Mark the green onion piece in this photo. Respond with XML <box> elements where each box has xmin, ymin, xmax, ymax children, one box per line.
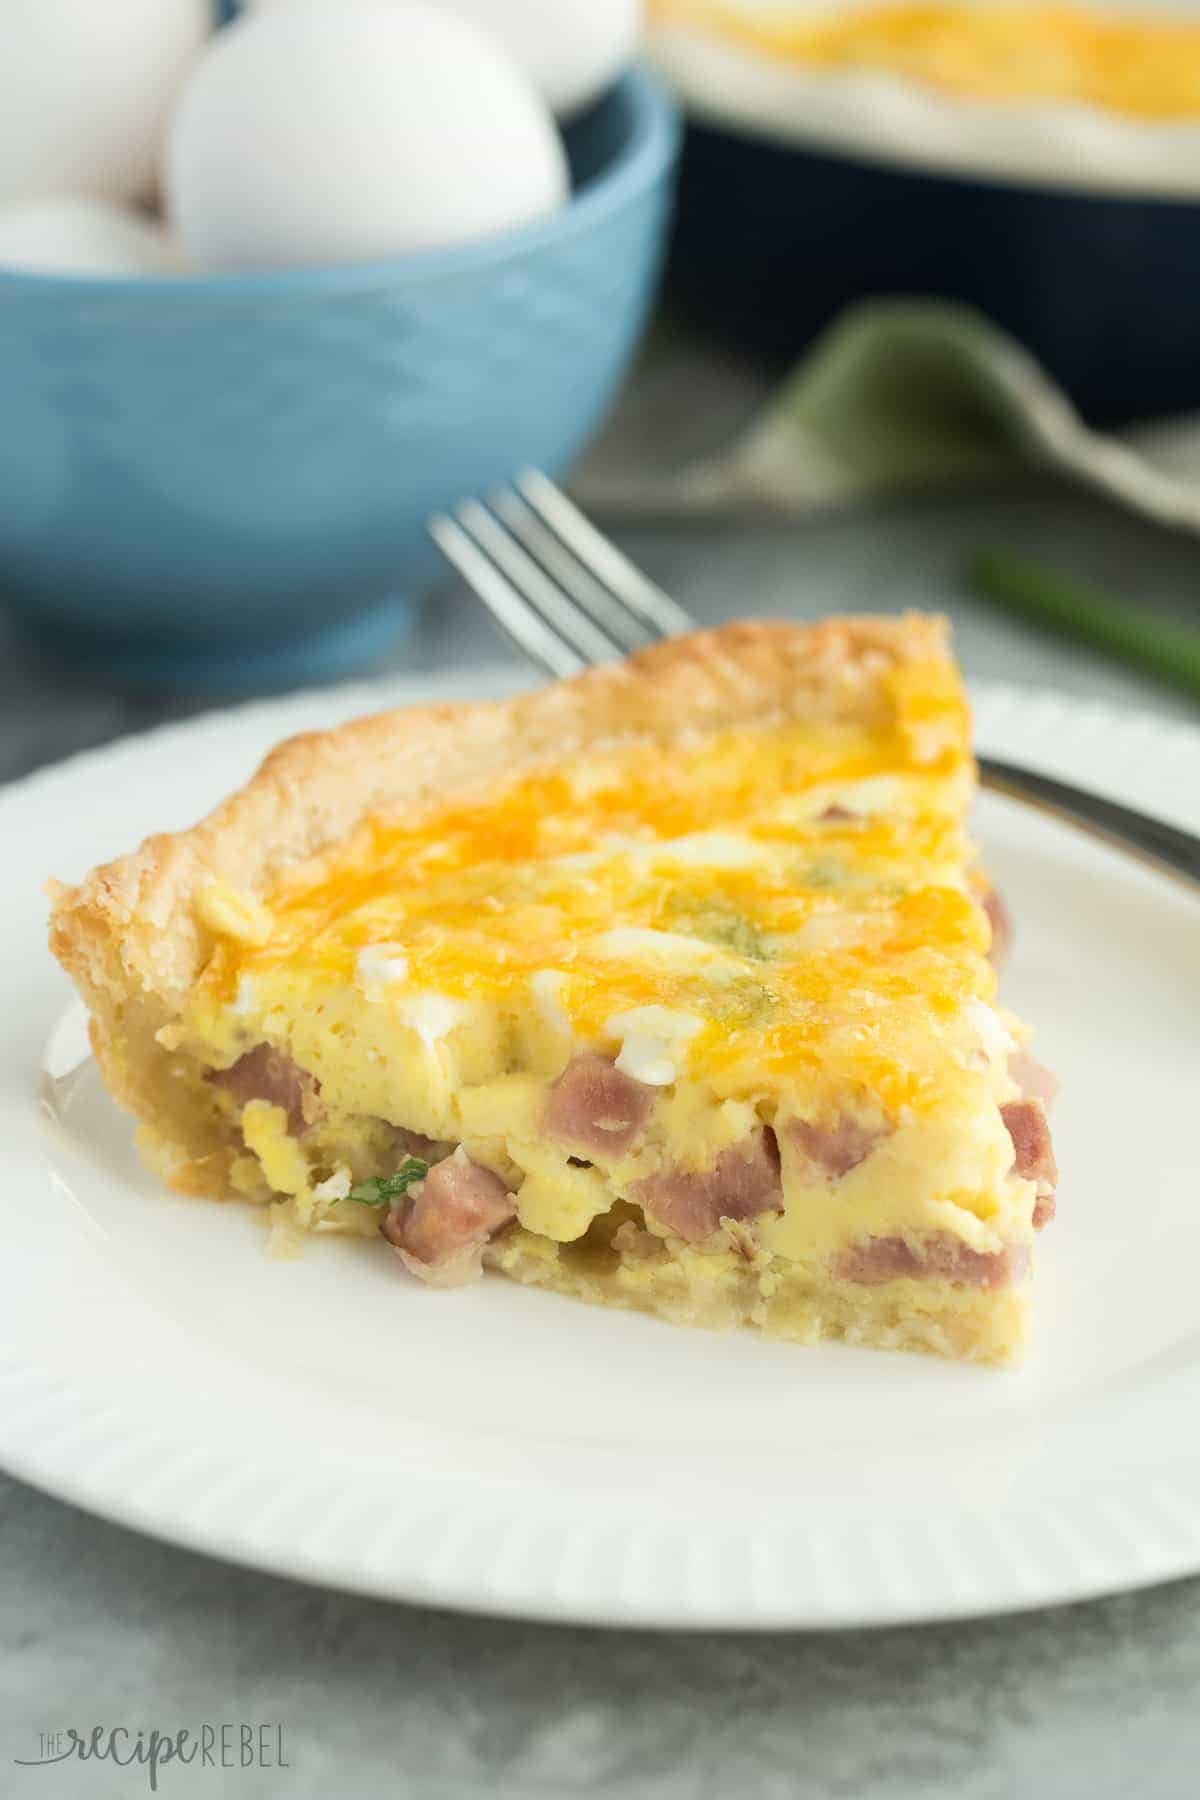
<box><xmin>346</xmin><ymin>1157</ymin><xmax>429</xmax><ymax>1207</ymax></box>
<box><xmin>970</xmin><ymin>548</ymin><xmax>1200</xmax><ymax>703</ymax></box>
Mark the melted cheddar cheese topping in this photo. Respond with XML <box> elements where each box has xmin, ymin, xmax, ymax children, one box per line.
<box><xmin>654</xmin><ymin>0</ymin><xmax>1200</xmax><ymax>120</ymax></box>
<box><xmin>191</xmin><ymin>656</ymin><xmax>992</xmax><ymax>1122</ymax></box>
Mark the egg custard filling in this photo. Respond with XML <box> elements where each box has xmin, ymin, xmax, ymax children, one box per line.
<box><xmin>49</xmin><ymin>618</ymin><xmax>1057</xmax><ymax>1364</ymax></box>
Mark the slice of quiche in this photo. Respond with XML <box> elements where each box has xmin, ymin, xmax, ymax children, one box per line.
<box><xmin>48</xmin><ymin>617</ymin><xmax>1057</xmax><ymax>1363</ymax></box>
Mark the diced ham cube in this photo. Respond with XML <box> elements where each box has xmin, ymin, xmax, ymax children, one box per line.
<box><xmin>790</xmin><ymin>1114</ymin><xmax>890</xmax><ymax>1178</ymax></box>
<box><xmin>383</xmin><ymin>1148</ymin><xmax>516</xmax><ymax>1287</ymax></box>
<box><xmin>1031</xmin><ymin>1192</ymin><xmax>1056</xmax><ymax>1231</ymax></box>
<box><xmin>1001</xmin><ymin>1099</ymin><xmax>1057</xmax><ymax>1188</ymax></box>
<box><xmin>633</xmin><ymin>1126</ymin><xmax>781</xmax><ymax>1243</ymax></box>
<box><xmin>209</xmin><ymin>1044</ymin><xmax>321</xmax><ymax>1136</ymax></box>
<box><xmin>834</xmin><ymin>1234</ymin><xmax>1030</xmax><ymax>1289</ymax></box>
<box><xmin>543</xmin><ymin>1053</ymin><xmax>654</xmax><ymax>1158</ymax></box>
<box><xmin>1001</xmin><ymin>1097</ymin><xmax>1058</xmax><ymax>1232</ymax></box>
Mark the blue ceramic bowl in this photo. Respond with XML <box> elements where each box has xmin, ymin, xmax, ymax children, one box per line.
<box><xmin>0</xmin><ymin>70</ymin><xmax>678</xmax><ymax>688</ymax></box>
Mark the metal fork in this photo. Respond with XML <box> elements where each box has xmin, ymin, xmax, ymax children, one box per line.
<box><xmin>430</xmin><ymin>470</ymin><xmax>1200</xmax><ymax>891</ymax></box>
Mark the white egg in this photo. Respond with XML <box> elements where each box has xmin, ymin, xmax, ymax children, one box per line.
<box><xmin>249</xmin><ymin>0</ymin><xmax>642</xmax><ymax>116</ymax></box>
<box><xmin>0</xmin><ymin>0</ymin><xmax>210</xmax><ymax>207</ymax></box>
<box><xmin>428</xmin><ymin>0</ymin><xmax>642</xmax><ymax>115</ymax></box>
<box><xmin>166</xmin><ymin>0</ymin><xmax>570</xmax><ymax>272</ymax></box>
<box><xmin>0</xmin><ymin>198</ymin><xmax>186</xmax><ymax>277</ymax></box>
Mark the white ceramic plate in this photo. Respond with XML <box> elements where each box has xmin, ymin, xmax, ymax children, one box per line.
<box><xmin>3</xmin><ymin>673</ymin><xmax>1200</xmax><ymax>1630</ymax></box>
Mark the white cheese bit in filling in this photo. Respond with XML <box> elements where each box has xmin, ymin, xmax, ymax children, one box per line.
<box><xmin>605</xmin><ymin>1004</ymin><xmax>704</xmax><ymax>1087</ymax></box>
<box><xmin>554</xmin><ymin>832</ymin><xmax>642</xmax><ymax>871</ymax></box>
<box><xmin>769</xmin><ymin>775</ymin><xmax>911</xmax><ymax>826</ymax></box>
<box><xmin>530</xmin><ymin>969</ymin><xmax>572</xmax><ymax>1037</ymax></box>
<box><xmin>787</xmin><ymin>912</ymin><xmax>866</xmax><ymax>954</ymax></box>
<box><xmin>592</xmin><ymin>927</ymin><xmax>725</xmax><ymax>968</ymax></box>
<box><xmin>398</xmin><ymin>991</ymin><xmax>472</xmax><ymax>1049</ymax></box>
<box><xmin>196</xmin><ymin>879</ymin><xmax>275</xmax><ymax>946</ymax></box>
<box><xmin>648</xmin><ymin>831</ymin><xmax>761</xmax><ymax>868</ymax></box>
<box><xmin>823</xmin><ymin>775</ymin><xmax>905</xmax><ymax>816</ymax></box>
<box><xmin>558</xmin><ymin>832</ymin><xmax>761</xmax><ymax>874</ymax></box>
<box><xmin>312</xmin><ymin>1167</ymin><xmax>352</xmax><ymax>1202</ymax></box>
<box><xmin>354</xmin><ymin>943</ymin><xmax>410</xmax><ymax>993</ymax></box>
<box><xmin>965</xmin><ymin>997</ymin><xmax>1017</xmax><ymax>1065</ymax></box>
<box><xmin>231</xmin><ymin>974</ymin><xmax>258</xmax><ymax>1015</ymax></box>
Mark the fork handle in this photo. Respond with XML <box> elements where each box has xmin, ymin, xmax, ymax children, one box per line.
<box><xmin>978</xmin><ymin>756</ymin><xmax>1200</xmax><ymax>890</ymax></box>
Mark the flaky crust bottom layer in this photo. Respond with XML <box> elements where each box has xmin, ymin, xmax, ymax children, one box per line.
<box><xmin>487</xmin><ymin>1227</ymin><xmax>1028</xmax><ymax>1365</ymax></box>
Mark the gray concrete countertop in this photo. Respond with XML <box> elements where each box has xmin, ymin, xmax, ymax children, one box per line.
<box><xmin>4</xmin><ymin>343</ymin><xmax>1200</xmax><ymax>1799</ymax></box>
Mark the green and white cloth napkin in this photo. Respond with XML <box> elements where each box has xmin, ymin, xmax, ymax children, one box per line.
<box><xmin>575</xmin><ymin>299</ymin><xmax>1200</xmax><ymax>701</ymax></box>
<box><xmin>577</xmin><ymin>298</ymin><xmax>1200</xmax><ymax>533</ymax></box>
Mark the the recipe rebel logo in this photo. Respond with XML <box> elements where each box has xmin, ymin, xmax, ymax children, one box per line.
<box><xmin>14</xmin><ymin>1723</ymin><xmax>290</xmax><ymax>1790</ymax></box>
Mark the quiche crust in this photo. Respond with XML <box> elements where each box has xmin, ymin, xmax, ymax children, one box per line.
<box><xmin>48</xmin><ymin>616</ymin><xmax>1054</xmax><ymax>1362</ymax></box>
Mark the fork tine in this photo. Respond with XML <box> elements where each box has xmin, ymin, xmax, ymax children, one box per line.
<box><xmin>455</xmin><ymin>499</ymin><xmax>625</xmax><ymax>667</ymax></box>
<box><xmin>429</xmin><ymin>513</ymin><xmax>585</xmax><ymax>680</ymax></box>
<box><xmin>516</xmin><ymin>469</ymin><xmax>695</xmax><ymax>639</ymax></box>
<box><xmin>489</xmin><ymin>487</ymin><xmax>651</xmax><ymax>654</ymax></box>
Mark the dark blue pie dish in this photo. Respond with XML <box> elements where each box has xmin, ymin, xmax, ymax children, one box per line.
<box><xmin>652</xmin><ymin>28</ymin><xmax>1200</xmax><ymax>426</ymax></box>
